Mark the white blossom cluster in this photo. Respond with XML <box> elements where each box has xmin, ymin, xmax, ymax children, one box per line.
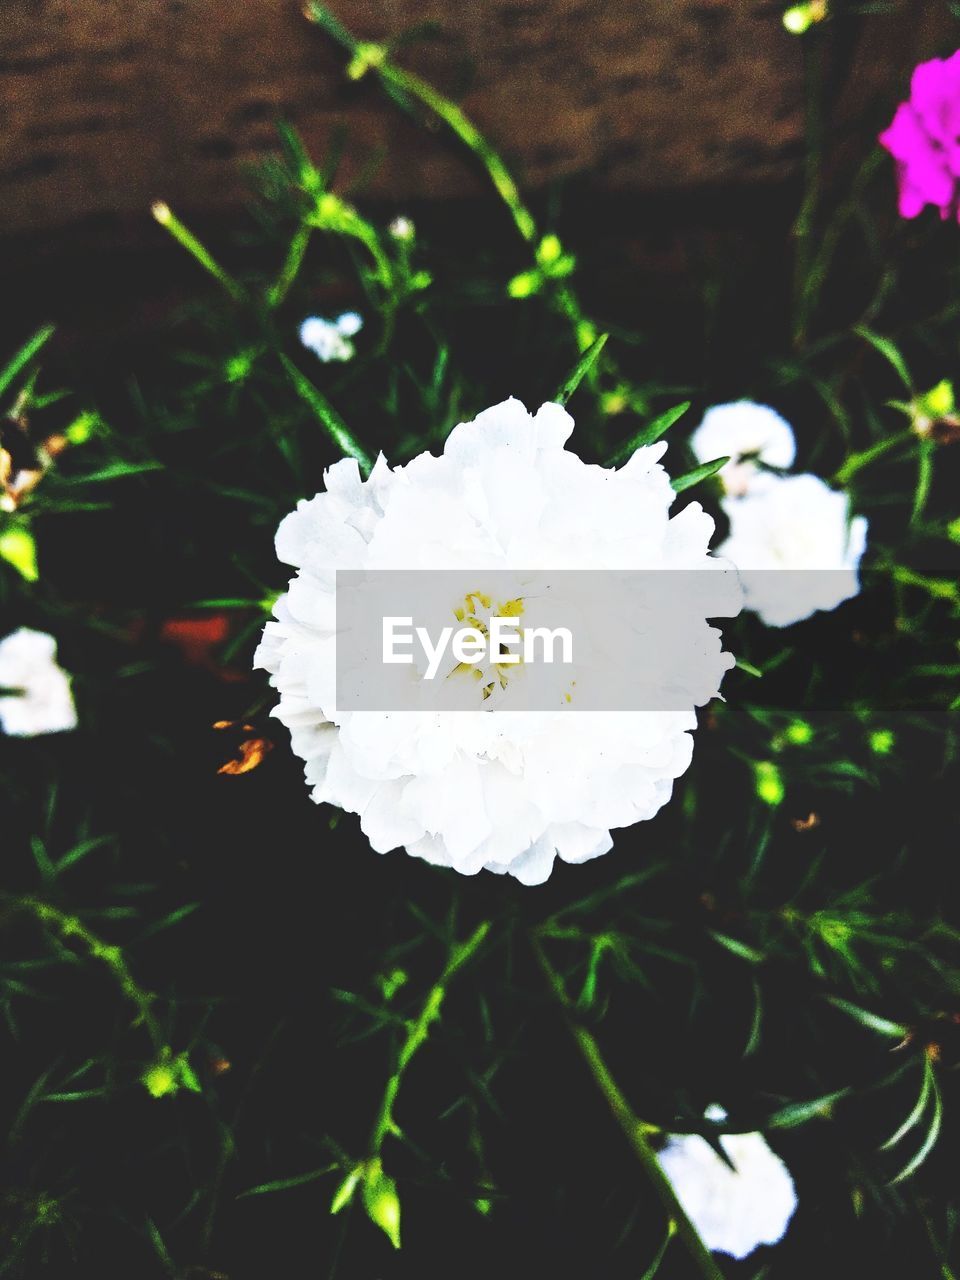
<box><xmin>299</xmin><ymin>312</ymin><xmax>363</xmax><ymax>363</ymax></box>
<box><xmin>691</xmin><ymin>401</ymin><xmax>868</xmax><ymax>627</ymax></box>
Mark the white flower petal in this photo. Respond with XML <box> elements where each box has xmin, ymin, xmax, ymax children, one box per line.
<box><xmin>300</xmin><ymin>316</ymin><xmax>357</xmax><ymax>362</ymax></box>
<box><xmin>691</xmin><ymin>402</ymin><xmax>796</xmax><ymax>495</ymax></box>
<box><xmin>257</xmin><ymin>398</ymin><xmax>736</xmax><ymax>883</ymax></box>
<box><xmin>719</xmin><ymin>473</ymin><xmax>868</xmax><ymax>627</ymax></box>
<box><xmin>335</xmin><ymin>311</ymin><xmax>363</xmax><ymax>337</ymax></box>
<box><xmin>691</xmin><ymin>401</ymin><xmax>796</xmax><ymax>470</ymax></box>
<box><xmin>0</xmin><ymin>628</ymin><xmax>78</xmax><ymax>737</ymax></box>
<box><xmin>660</xmin><ymin>1124</ymin><xmax>797</xmax><ymax>1259</ymax></box>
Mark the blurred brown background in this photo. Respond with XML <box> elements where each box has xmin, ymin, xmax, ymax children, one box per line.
<box><xmin>1</xmin><ymin>1</ymin><xmax>953</xmax><ymax>227</ymax></box>
<box><xmin>0</xmin><ymin>0</ymin><xmax>954</xmax><ymax>359</ymax></box>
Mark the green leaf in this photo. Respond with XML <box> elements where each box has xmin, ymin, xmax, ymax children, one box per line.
<box><xmin>890</xmin><ymin>1075</ymin><xmax>942</xmax><ymax>1184</ymax></box>
<box><xmin>911</xmin><ymin>438</ymin><xmax>934</xmax><ymax>525</ymax></box>
<box><xmin>279</xmin><ymin>354</ymin><xmax>373</xmax><ymax>471</ymax></box>
<box><xmin>555</xmin><ymin>332</ymin><xmax>609</xmax><ymax>405</ymax></box>
<box><xmin>544</xmin><ymin>863</ymin><xmax>667</xmax><ymax>922</ymax></box>
<box><xmin>824</xmin><ymin>996</ymin><xmax>908</xmax><ymax>1038</ymax></box>
<box><xmin>66</xmin><ymin>461</ymin><xmax>163</xmax><ymax>485</ymax></box>
<box><xmin>177</xmin><ymin>1054</ymin><xmax>201</xmax><ymax>1093</ymax></box>
<box><xmin>709</xmin><ymin>930</ymin><xmax>765</xmax><ymax>964</ymax></box>
<box><xmin>744</xmin><ymin>975</ymin><xmax>763</xmax><ymax>1057</ymax></box>
<box><xmin>609</xmin><ymin>402</ymin><xmax>691</xmax><ymax>462</ymax></box>
<box><xmin>767</xmin><ymin>1088</ymin><xmax>850</xmax><ymax>1129</ymax></box>
<box><xmin>187</xmin><ymin>597</ymin><xmax>267</xmax><ymax>610</ymax></box>
<box><xmin>881</xmin><ymin>1061</ymin><xmax>932</xmax><ymax>1150</ymax></box>
<box><xmin>855</xmin><ymin>325</ymin><xmax>913</xmax><ymax>392</ymax></box>
<box><xmin>275</xmin><ymin>119</ymin><xmax>318</xmax><ymax>188</ymax></box>
<box><xmin>145</xmin><ymin>1218</ymin><xmax>178</xmax><ymax>1277</ymax></box>
<box><xmin>640</xmin><ymin>1219</ymin><xmax>677</xmax><ymax>1280</ymax></box>
<box><xmin>54</xmin><ymin>836</ymin><xmax>114</xmax><ymax>876</ymax></box>
<box><xmin>136</xmin><ymin>903</ymin><xmax>200</xmax><ymax>941</ymax></box>
<box><xmin>9</xmin><ymin>1068</ymin><xmax>54</xmax><ymax>1142</ymax></box>
<box><xmin>41</xmin><ymin>1088</ymin><xmax>108</xmax><ymax>1102</ymax></box>
<box><xmin>0</xmin><ymin>326</ymin><xmax>56</xmax><ymax>400</ymax></box>
<box><xmin>670</xmin><ymin>456</ymin><xmax>729</xmax><ymax>493</ymax></box>
<box><xmin>30</xmin><ymin>837</ymin><xmax>56</xmax><ymax>882</ymax></box>
<box><xmin>330</xmin><ymin>1164</ymin><xmax>363</xmax><ymax>1214</ymax></box>
<box><xmin>735</xmin><ymin>658</ymin><xmax>763</xmax><ymax>678</ymax></box>
<box><xmin>238</xmin><ymin>1164</ymin><xmax>338</xmax><ymax>1199</ymax></box>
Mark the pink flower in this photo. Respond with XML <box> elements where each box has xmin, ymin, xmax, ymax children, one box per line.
<box><xmin>880</xmin><ymin>50</ymin><xmax>960</xmax><ymax>221</ymax></box>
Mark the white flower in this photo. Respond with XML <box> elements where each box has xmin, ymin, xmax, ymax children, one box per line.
<box><xmin>0</xmin><ymin>628</ymin><xmax>77</xmax><ymax>737</ymax></box>
<box><xmin>389</xmin><ymin>216</ymin><xmax>415</xmax><ymax>242</ymax></box>
<box><xmin>659</xmin><ymin>1113</ymin><xmax>798</xmax><ymax>1259</ymax></box>
<box><xmin>691</xmin><ymin>402</ymin><xmax>796</xmax><ymax>496</ymax></box>
<box><xmin>256</xmin><ymin>398</ymin><xmax>739</xmax><ymax>885</ymax></box>
<box><xmin>718</xmin><ymin>472</ymin><xmax>867</xmax><ymax>627</ymax></box>
<box><xmin>299</xmin><ymin>312</ymin><xmax>363</xmax><ymax>363</ymax></box>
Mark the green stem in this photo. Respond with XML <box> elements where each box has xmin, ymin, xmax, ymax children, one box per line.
<box><xmin>0</xmin><ymin>325</ymin><xmax>56</xmax><ymax>401</ymax></box>
<box><xmin>9</xmin><ymin>895</ymin><xmax>165</xmax><ymax>1052</ymax></box>
<box><xmin>306</xmin><ymin>8</ymin><xmax>534</xmax><ymax>247</ymax></box>
<box><xmin>373</xmin><ymin>63</ymin><xmax>536</xmax><ymax>246</ymax></box>
<box><xmin>306</xmin><ymin>190</ymin><xmax>395</xmax><ymax>293</ymax></box>
<box><xmin>797</xmin><ymin>149</ymin><xmax>885</xmax><ymax>342</ymax></box>
<box><xmin>793</xmin><ymin>31</ymin><xmax>824</xmax><ymax>347</ymax></box>
<box><xmin>889</xmin><ymin>564</ymin><xmax>960</xmax><ymax>605</ymax></box>
<box><xmin>306</xmin><ymin>6</ymin><xmax>595</xmax><ymax>353</ymax></box>
<box><xmin>532</xmin><ymin>933</ymin><xmax>725</xmax><ymax>1280</ymax></box>
<box><xmin>268</xmin><ymin>222</ymin><xmax>314</xmax><ymax>308</ymax></box>
<box><xmin>345</xmin><ymin>214</ymin><xmax>396</xmax><ymax>294</ymax></box>
<box><xmin>152</xmin><ymin>202</ymin><xmax>246</xmax><ymax>303</ymax></box>
<box><xmin>833</xmin><ymin>430</ymin><xmax>913</xmax><ymax>487</ymax></box>
<box><xmin>369</xmin><ymin>920</ymin><xmax>490</xmax><ymax>1155</ymax></box>
<box><xmin>279</xmin><ymin>353</ymin><xmax>373</xmax><ymax>471</ymax></box>
<box><xmin>303</xmin><ymin>189</ymin><xmax>398</xmax><ymax>351</ymax></box>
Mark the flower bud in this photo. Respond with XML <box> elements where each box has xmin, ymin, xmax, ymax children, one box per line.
<box><xmin>65</xmin><ymin>412</ymin><xmax>97</xmax><ymax>445</ymax></box>
<box><xmin>0</xmin><ymin>524</ymin><xmax>38</xmax><ymax>582</ymax></box>
<box><xmin>141</xmin><ymin>1051</ymin><xmax>202</xmax><ymax>1099</ymax></box>
<box><xmin>601</xmin><ymin>389</ymin><xmax>629</xmax><ymax>416</ymax></box>
<box><xmin>224</xmin><ymin>350</ymin><xmax>255</xmax><ymax>384</ymax></box>
<box><xmin>576</xmin><ymin>320</ymin><xmax>598</xmax><ymax>350</ymax></box>
<box><xmin>389</xmin><ymin>216</ymin><xmax>415</xmax><ymax>242</ymax></box>
<box><xmin>754</xmin><ymin>760</ymin><xmax>785</xmax><ymax>806</ymax></box>
<box><xmin>362</xmin><ymin>1159</ymin><xmax>401</xmax><ymax>1248</ymax></box>
<box><xmin>868</xmin><ymin>728</ymin><xmax>895</xmax><ymax>756</ymax></box>
<box><xmin>784</xmin><ymin>719</ymin><xmax>813</xmax><ymax>746</ymax></box>
<box><xmin>536</xmin><ymin>234</ymin><xmax>563</xmax><ymax>266</ymax></box>
<box><xmin>910</xmin><ymin>380</ymin><xmax>960</xmax><ymax>443</ymax></box>
<box><xmin>782</xmin><ymin>1</ymin><xmax>827</xmax><ymax>34</ymax></box>
<box><xmin>377</xmin><ymin>968</ymin><xmax>408</xmax><ymax>1001</ymax></box>
<box><xmin>919</xmin><ymin>379</ymin><xmax>955</xmax><ymax>420</ymax></box>
<box><xmin>142</xmin><ymin>1062</ymin><xmax>178</xmax><ymax>1099</ymax></box>
<box><xmin>507</xmin><ymin>270</ymin><xmax>540</xmax><ymax>299</ymax></box>
<box><xmin>348</xmin><ymin>42</ymin><xmax>386</xmax><ymax>80</ymax></box>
